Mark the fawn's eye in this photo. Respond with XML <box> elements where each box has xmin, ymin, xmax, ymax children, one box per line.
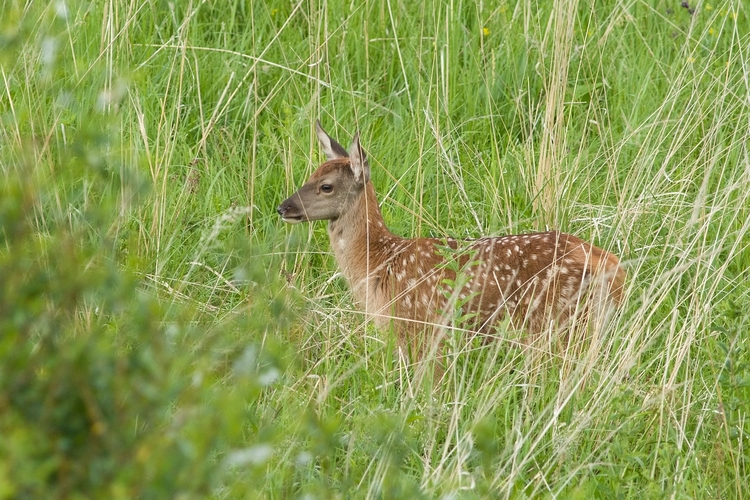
<box><xmin>320</xmin><ymin>184</ymin><xmax>333</xmax><ymax>193</ymax></box>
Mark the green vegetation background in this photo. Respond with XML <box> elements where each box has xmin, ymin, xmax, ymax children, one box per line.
<box><xmin>1</xmin><ymin>0</ymin><xmax>748</xmax><ymax>498</ymax></box>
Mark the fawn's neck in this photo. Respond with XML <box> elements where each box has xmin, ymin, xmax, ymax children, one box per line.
<box><xmin>327</xmin><ymin>182</ymin><xmax>399</xmax><ymax>287</ymax></box>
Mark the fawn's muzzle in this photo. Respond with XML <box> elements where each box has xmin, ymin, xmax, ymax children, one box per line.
<box><xmin>277</xmin><ymin>200</ymin><xmax>304</xmax><ymax>223</ymax></box>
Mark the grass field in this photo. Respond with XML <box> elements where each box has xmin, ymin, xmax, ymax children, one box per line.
<box><xmin>2</xmin><ymin>0</ymin><xmax>749</xmax><ymax>497</ymax></box>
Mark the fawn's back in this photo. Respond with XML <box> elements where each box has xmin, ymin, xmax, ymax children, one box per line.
<box><xmin>278</xmin><ymin>122</ymin><xmax>625</xmax><ymax>345</ymax></box>
<box><xmin>359</xmin><ymin>230</ymin><xmax>624</xmax><ymax>336</ymax></box>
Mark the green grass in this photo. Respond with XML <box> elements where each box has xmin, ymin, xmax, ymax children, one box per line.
<box><xmin>1</xmin><ymin>0</ymin><xmax>749</xmax><ymax>497</ymax></box>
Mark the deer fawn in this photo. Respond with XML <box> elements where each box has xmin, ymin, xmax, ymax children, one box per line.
<box><xmin>278</xmin><ymin>122</ymin><xmax>625</xmax><ymax>359</ymax></box>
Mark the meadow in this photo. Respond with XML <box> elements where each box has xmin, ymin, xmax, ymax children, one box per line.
<box><xmin>1</xmin><ymin>0</ymin><xmax>749</xmax><ymax>498</ymax></box>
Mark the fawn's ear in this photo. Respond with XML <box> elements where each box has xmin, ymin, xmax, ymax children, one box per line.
<box><xmin>349</xmin><ymin>132</ymin><xmax>370</xmax><ymax>184</ymax></box>
<box><xmin>316</xmin><ymin>120</ymin><xmax>349</xmax><ymax>160</ymax></box>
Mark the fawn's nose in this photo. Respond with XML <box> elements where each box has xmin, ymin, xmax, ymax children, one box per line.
<box><xmin>277</xmin><ymin>205</ymin><xmax>285</xmax><ymax>216</ymax></box>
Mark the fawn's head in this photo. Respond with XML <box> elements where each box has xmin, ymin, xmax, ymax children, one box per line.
<box><xmin>277</xmin><ymin>121</ymin><xmax>370</xmax><ymax>223</ymax></box>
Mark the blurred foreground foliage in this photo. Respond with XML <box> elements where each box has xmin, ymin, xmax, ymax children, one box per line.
<box><xmin>0</xmin><ymin>165</ymin><xmax>294</xmax><ymax>499</ymax></box>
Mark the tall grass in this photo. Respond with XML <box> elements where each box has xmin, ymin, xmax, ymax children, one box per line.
<box><xmin>1</xmin><ymin>0</ymin><xmax>748</xmax><ymax>497</ymax></box>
